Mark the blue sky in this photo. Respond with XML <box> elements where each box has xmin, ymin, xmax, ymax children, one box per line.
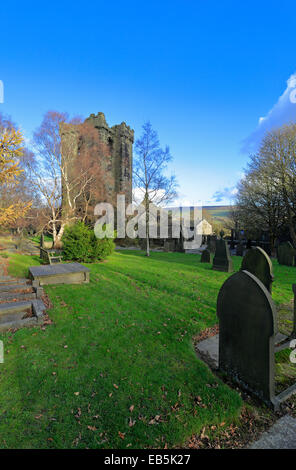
<box><xmin>1</xmin><ymin>0</ymin><xmax>296</xmax><ymax>206</ymax></box>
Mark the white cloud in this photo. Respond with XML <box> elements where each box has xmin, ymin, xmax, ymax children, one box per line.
<box><xmin>212</xmin><ymin>186</ymin><xmax>238</xmax><ymax>203</ymax></box>
<box><xmin>242</xmin><ymin>71</ymin><xmax>296</xmax><ymax>153</ymax></box>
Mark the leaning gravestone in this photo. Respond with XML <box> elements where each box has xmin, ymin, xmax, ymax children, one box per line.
<box><xmin>277</xmin><ymin>242</ymin><xmax>295</xmax><ymax>267</ymax></box>
<box><xmin>217</xmin><ymin>270</ymin><xmax>279</xmax><ymax>408</ymax></box>
<box><xmin>241</xmin><ymin>246</ymin><xmax>273</xmax><ymax>293</ymax></box>
<box><xmin>201</xmin><ymin>249</ymin><xmax>210</xmax><ymax>263</ymax></box>
<box><xmin>212</xmin><ymin>239</ymin><xmax>233</xmax><ymax>272</ymax></box>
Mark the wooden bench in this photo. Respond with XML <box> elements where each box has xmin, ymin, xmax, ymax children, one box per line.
<box><xmin>40</xmin><ymin>247</ymin><xmax>63</xmax><ymax>265</ymax></box>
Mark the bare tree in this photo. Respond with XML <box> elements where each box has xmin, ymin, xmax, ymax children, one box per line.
<box><xmin>235</xmin><ymin>155</ymin><xmax>285</xmax><ymax>252</ymax></box>
<box><xmin>257</xmin><ymin>124</ymin><xmax>296</xmax><ymax>246</ymax></box>
<box><xmin>26</xmin><ymin>111</ymin><xmax>111</xmax><ymax>247</ymax></box>
<box><xmin>133</xmin><ymin>122</ymin><xmax>178</xmax><ymax>256</ymax></box>
<box><xmin>234</xmin><ymin>125</ymin><xmax>296</xmax><ymax>251</ymax></box>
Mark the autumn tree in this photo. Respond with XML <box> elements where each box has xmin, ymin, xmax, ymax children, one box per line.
<box><xmin>133</xmin><ymin>122</ymin><xmax>178</xmax><ymax>256</ymax></box>
<box><xmin>0</xmin><ymin>114</ymin><xmax>31</xmax><ymax>226</ymax></box>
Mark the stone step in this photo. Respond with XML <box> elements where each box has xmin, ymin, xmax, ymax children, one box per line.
<box><xmin>0</xmin><ymin>316</ymin><xmax>38</xmax><ymax>332</ymax></box>
<box><xmin>0</xmin><ymin>298</ymin><xmax>46</xmax><ymax>329</ymax></box>
<box><xmin>0</xmin><ymin>283</ymin><xmax>32</xmax><ymax>293</ymax></box>
<box><xmin>0</xmin><ymin>309</ymin><xmax>32</xmax><ymax>324</ymax></box>
<box><xmin>0</xmin><ymin>277</ymin><xmax>29</xmax><ymax>285</ymax></box>
<box><xmin>0</xmin><ymin>291</ymin><xmax>36</xmax><ymax>302</ymax></box>
<box><xmin>0</xmin><ymin>300</ymin><xmax>32</xmax><ymax>318</ymax></box>
<box><xmin>0</xmin><ymin>270</ymin><xmax>46</xmax><ymax>331</ymax></box>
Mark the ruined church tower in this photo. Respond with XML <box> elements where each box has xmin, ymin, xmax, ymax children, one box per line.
<box><xmin>84</xmin><ymin>112</ymin><xmax>134</xmax><ymax>204</ymax></box>
<box><xmin>60</xmin><ymin>112</ymin><xmax>134</xmax><ymax>222</ymax></box>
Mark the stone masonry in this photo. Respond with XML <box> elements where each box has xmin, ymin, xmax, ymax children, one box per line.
<box><xmin>60</xmin><ymin>112</ymin><xmax>134</xmax><ymax>220</ymax></box>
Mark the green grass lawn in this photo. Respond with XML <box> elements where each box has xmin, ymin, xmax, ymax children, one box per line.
<box><xmin>0</xmin><ymin>251</ymin><xmax>295</xmax><ymax>449</ymax></box>
<box><xmin>29</xmin><ymin>234</ymin><xmax>53</xmax><ymax>246</ymax></box>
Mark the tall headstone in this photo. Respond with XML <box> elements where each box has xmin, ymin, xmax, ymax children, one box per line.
<box><xmin>240</xmin><ymin>246</ymin><xmax>273</xmax><ymax>292</ymax></box>
<box><xmin>236</xmin><ymin>242</ymin><xmax>244</xmax><ymax>256</ymax></box>
<box><xmin>292</xmin><ymin>284</ymin><xmax>296</xmax><ymax>338</ymax></box>
<box><xmin>217</xmin><ymin>270</ymin><xmax>279</xmax><ymax>408</ymax></box>
<box><xmin>212</xmin><ymin>239</ymin><xmax>233</xmax><ymax>272</ymax></box>
<box><xmin>201</xmin><ymin>249</ymin><xmax>210</xmax><ymax>263</ymax></box>
<box><xmin>208</xmin><ymin>235</ymin><xmax>216</xmax><ymax>254</ymax></box>
<box><xmin>277</xmin><ymin>242</ymin><xmax>295</xmax><ymax>267</ymax></box>
<box><xmin>40</xmin><ymin>232</ymin><xmax>45</xmax><ymax>248</ymax></box>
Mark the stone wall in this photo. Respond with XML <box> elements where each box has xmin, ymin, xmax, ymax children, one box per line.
<box><xmin>84</xmin><ymin>112</ymin><xmax>134</xmax><ymax>204</ymax></box>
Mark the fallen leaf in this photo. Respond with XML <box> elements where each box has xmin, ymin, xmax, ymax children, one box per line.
<box><xmin>87</xmin><ymin>425</ymin><xmax>97</xmax><ymax>431</ymax></box>
<box><xmin>129</xmin><ymin>417</ymin><xmax>136</xmax><ymax>427</ymax></box>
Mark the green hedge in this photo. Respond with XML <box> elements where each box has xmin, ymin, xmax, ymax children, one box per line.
<box><xmin>62</xmin><ymin>222</ymin><xmax>115</xmax><ymax>262</ymax></box>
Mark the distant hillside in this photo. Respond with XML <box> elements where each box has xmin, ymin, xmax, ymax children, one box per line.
<box><xmin>202</xmin><ymin>205</ymin><xmax>232</xmax><ymax>220</ymax></box>
<box><xmin>166</xmin><ymin>205</ymin><xmax>233</xmax><ymax>231</ymax></box>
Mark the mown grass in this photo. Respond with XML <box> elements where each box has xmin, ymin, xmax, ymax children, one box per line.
<box><xmin>29</xmin><ymin>234</ymin><xmax>53</xmax><ymax>245</ymax></box>
<box><xmin>2</xmin><ymin>252</ymin><xmax>42</xmax><ymax>278</ymax></box>
<box><xmin>0</xmin><ymin>250</ymin><xmax>295</xmax><ymax>449</ymax></box>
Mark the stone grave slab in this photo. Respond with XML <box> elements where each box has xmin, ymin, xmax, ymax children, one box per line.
<box><xmin>249</xmin><ymin>415</ymin><xmax>296</xmax><ymax>449</ymax></box>
<box><xmin>29</xmin><ymin>263</ymin><xmax>90</xmax><ymax>286</ymax></box>
<box><xmin>196</xmin><ymin>334</ymin><xmax>219</xmax><ymax>369</ymax></box>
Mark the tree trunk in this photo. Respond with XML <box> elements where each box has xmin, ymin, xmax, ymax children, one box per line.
<box><xmin>55</xmin><ymin>222</ymin><xmax>66</xmax><ymax>248</ymax></box>
<box><xmin>52</xmin><ymin>223</ymin><xmax>57</xmax><ymax>247</ymax></box>
<box><xmin>287</xmin><ymin>208</ymin><xmax>296</xmax><ymax>248</ymax></box>
<box><xmin>269</xmin><ymin>231</ymin><xmax>275</xmax><ymax>257</ymax></box>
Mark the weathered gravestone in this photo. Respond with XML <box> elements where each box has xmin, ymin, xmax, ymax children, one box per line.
<box><xmin>277</xmin><ymin>242</ymin><xmax>295</xmax><ymax>267</ymax></box>
<box><xmin>217</xmin><ymin>270</ymin><xmax>280</xmax><ymax>409</ymax></box>
<box><xmin>241</xmin><ymin>246</ymin><xmax>273</xmax><ymax>293</ymax></box>
<box><xmin>246</xmin><ymin>239</ymin><xmax>252</xmax><ymax>250</ymax></box>
<box><xmin>201</xmin><ymin>249</ymin><xmax>210</xmax><ymax>263</ymax></box>
<box><xmin>208</xmin><ymin>235</ymin><xmax>217</xmax><ymax>254</ymax></box>
<box><xmin>236</xmin><ymin>242</ymin><xmax>244</xmax><ymax>256</ymax></box>
<box><xmin>291</xmin><ymin>284</ymin><xmax>296</xmax><ymax>338</ymax></box>
<box><xmin>212</xmin><ymin>239</ymin><xmax>233</xmax><ymax>272</ymax></box>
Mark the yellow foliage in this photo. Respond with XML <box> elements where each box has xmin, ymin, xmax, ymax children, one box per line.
<box><xmin>0</xmin><ymin>128</ymin><xmax>31</xmax><ymax>226</ymax></box>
